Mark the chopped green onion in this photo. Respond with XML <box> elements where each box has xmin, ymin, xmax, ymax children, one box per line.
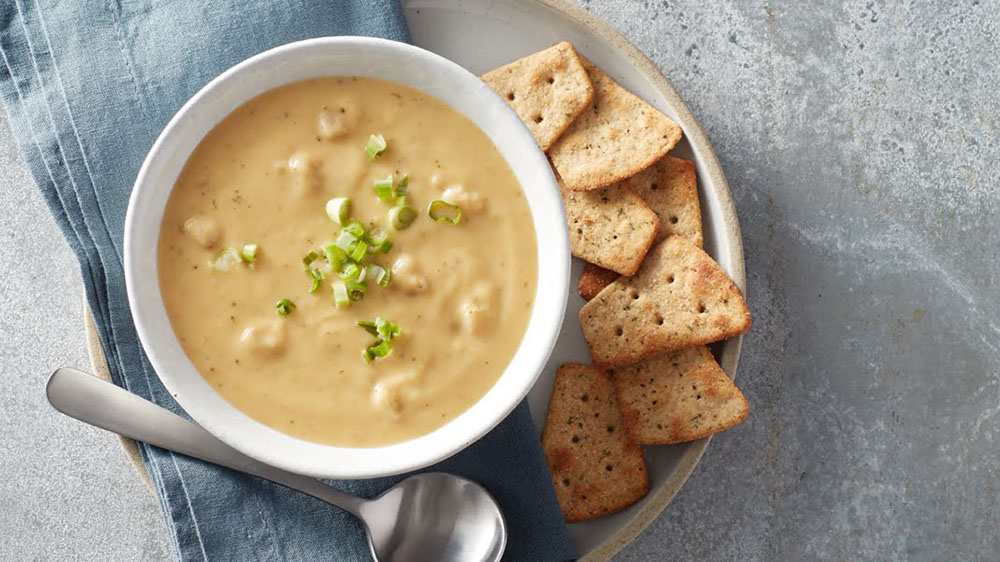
<box><xmin>376</xmin><ymin>318</ymin><xmax>401</xmax><ymax>341</ymax></box>
<box><xmin>396</xmin><ymin>174</ymin><xmax>409</xmax><ymax>197</ymax></box>
<box><xmin>302</xmin><ymin>250</ymin><xmax>319</xmax><ymax>268</ymax></box>
<box><xmin>211</xmin><ymin>248</ymin><xmax>242</xmax><ymax>271</ymax></box>
<box><xmin>374</xmin><ymin>176</ymin><xmax>394</xmax><ymax>201</ymax></box>
<box><xmin>334</xmin><ymin>231</ymin><xmax>357</xmax><ymax>253</ymax></box>
<box><xmin>344</xmin><ymin>220</ymin><xmax>366</xmax><ymax>238</ymax></box>
<box><xmin>332</xmin><ymin>280</ymin><xmax>349</xmax><ymax>308</ymax></box>
<box><xmin>323</xmin><ymin>243</ymin><xmax>345</xmax><ymax>271</ymax></box>
<box><xmin>349</xmin><ymin>239</ymin><xmax>368</xmax><ymax>262</ymax></box>
<box><xmin>356</xmin><ymin>318</ymin><xmax>401</xmax><ymax>363</ymax></box>
<box><xmin>364</xmin><ymin>228</ymin><xmax>392</xmax><ymax>253</ymax></box>
<box><xmin>346</xmin><ymin>281</ymin><xmax>367</xmax><ymax>302</ymax></box>
<box><xmin>275</xmin><ymin>298</ymin><xmax>295</xmax><ymax>316</ymax></box>
<box><xmin>428</xmin><ymin>200</ymin><xmax>462</xmax><ymax>225</ymax></box>
<box><xmin>367</xmin><ymin>339</ymin><xmax>392</xmax><ymax>358</ymax></box>
<box><xmin>365</xmin><ymin>134</ymin><xmax>387</xmax><ymax>160</ymax></box>
<box><xmin>356</xmin><ymin>320</ymin><xmax>379</xmax><ymax>337</ymax></box>
<box><xmin>338</xmin><ymin>262</ymin><xmax>361</xmax><ymax>281</ymax></box>
<box><xmin>366</xmin><ymin>264</ymin><xmax>392</xmax><ymax>288</ymax></box>
<box><xmin>357</xmin><ymin>317</ymin><xmax>401</xmax><ymax>341</ymax></box>
<box><xmin>325</xmin><ymin>197</ymin><xmax>351</xmax><ymax>225</ymax></box>
<box><xmin>239</xmin><ymin>243</ymin><xmax>258</xmax><ymax>265</ymax></box>
<box><xmin>306</xmin><ymin>267</ymin><xmax>324</xmax><ymax>293</ymax></box>
<box><xmin>389</xmin><ymin>204</ymin><xmax>417</xmax><ymax>230</ymax></box>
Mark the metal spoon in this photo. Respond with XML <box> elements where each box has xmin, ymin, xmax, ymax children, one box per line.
<box><xmin>46</xmin><ymin>367</ymin><xmax>507</xmax><ymax>562</ymax></box>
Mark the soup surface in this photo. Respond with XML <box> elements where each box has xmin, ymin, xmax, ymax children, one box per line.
<box><xmin>158</xmin><ymin>77</ymin><xmax>537</xmax><ymax>447</ymax></box>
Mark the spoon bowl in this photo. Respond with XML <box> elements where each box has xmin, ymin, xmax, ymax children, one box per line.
<box><xmin>363</xmin><ymin>473</ymin><xmax>506</xmax><ymax>562</ymax></box>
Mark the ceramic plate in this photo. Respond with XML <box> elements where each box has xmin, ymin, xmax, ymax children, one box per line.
<box><xmin>86</xmin><ymin>0</ymin><xmax>745</xmax><ymax>559</ymax></box>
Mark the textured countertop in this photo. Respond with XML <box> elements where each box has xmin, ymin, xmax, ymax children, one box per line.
<box><xmin>3</xmin><ymin>1</ymin><xmax>998</xmax><ymax>560</ymax></box>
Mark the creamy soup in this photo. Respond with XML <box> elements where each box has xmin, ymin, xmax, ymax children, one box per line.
<box><xmin>158</xmin><ymin>77</ymin><xmax>537</xmax><ymax>447</ymax></box>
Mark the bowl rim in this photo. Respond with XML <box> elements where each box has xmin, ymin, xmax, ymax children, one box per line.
<box><xmin>123</xmin><ymin>36</ymin><xmax>570</xmax><ymax>479</ymax></box>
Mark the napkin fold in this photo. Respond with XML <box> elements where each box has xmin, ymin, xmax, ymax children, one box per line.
<box><xmin>0</xmin><ymin>1</ymin><xmax>574</xmax><ymax>560</ymax></box>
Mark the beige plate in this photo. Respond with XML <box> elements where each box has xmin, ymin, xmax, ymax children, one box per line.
<box><xmin>85</xmin><ymin>0</ymin><xmax>745</xmax><ymax>559</ymax></box>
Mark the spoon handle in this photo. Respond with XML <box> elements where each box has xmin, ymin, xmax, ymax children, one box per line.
<box><xmin>45</xmin><ymin>367</ymin><xmax>364</xmax><ymax>517</ymax></box>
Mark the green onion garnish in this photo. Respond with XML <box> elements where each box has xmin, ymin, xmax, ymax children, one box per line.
<box><xmin>357</xmin><ymin>317</ymin><xmax>400</xmax><ymax>341</ymax></box>
<box><xmin>356</xmin><ymin>318</ymin><xmax>401</xmax><ymax>363</ymax></box>
<box><xmin>325</xmin><ymin>197</ymin><xmax>351</xmax><ymax>225</ymax></box>
<box><xmin>364</xmin><ymin>228</ymin><xmax>392</xmax><ymax>254</ymax></box>
<box><xmin>365</xmin><ymin>134</ymin><xmax>387</xmax><ymax>160</ymax></box>
<box><xmin>275</xmin><ymin>298</ymin><xmax>295</xmax><ymax>316</ymax></box>
<box><xmin>346</xmin><ymin>281</ymin><xmax>367</xmax><ymax>302</ymax></box>
<box><xmin>334</xmin><ymin>231</ymin><xmax>357</xmax><ymax>253</ymax></box>
<box><xmin>344</xmin><ymin>220</ymin><xmax>366</xmax><ymax>239</ymax></box>
<box><xmin>356</xmin><ymin>320</ymin><xmax>379</xmax><ymax>336</ymax></box>
<box><xmin>428</xmin><ymin>200</ymin><xmax>462</xmax><ymax>225</ymax></box>
<box><xmin>365</xmin><ymin>339</ymin><xmax>392</xmax><ymax>361</ymax></box>
<box><xmin>338</xmin><ymin>262</ymin><xmax>361</xmax><ymax>281</ymax></box>
<box><xmin>396</xmin><ymin>174</ymin><xmax>409</xmax><ymax>197</ymax></box>
<box><xmin>374</xmin><ymin>176</ymin><xmax>394</xmax><ymax>201</ymax></box>
<box><xmin>323</xmin><ymin>243</ymin><xmax>345</xmax><ymax>271</ymax></box>
<box><xmin>365</xmin><ymin>264</ymin><xmax>392</xmax><ymax>288</ymax></box>
<box><xmin>332</xmin><ymin>280</ymin><xmax>349</xmax><ymax>308</ymax></box>
<box><xmin>211</xmin><ymin>248</ymin><xmax>242</xmax><ymax>271</ymax></box>
<box><xmin>389</xmin><ymin>204</ymin><xmax>417</xmax><ymax>230</ymax></box>
<box><xmin>239</xmin><ymin>243</ymin><xmax>258</xmax><ymax>265</ymax></box>
<box><xmin>349</xmin><ymin>239</ymin><xmax>368</xmax><ymax>262</ymax></box>
<box><xmin>306</xmin><ymin>267</ymin><xmax>324</xmax><ymax>293</ymax></box>
<box><xmin>377</xmin><ymin>319</ymin><xmax>401</xmax><ymax>341</ymax></box>
<box><xmin>302</xmin><ymin>250</ymin><xmax>319</xmax><ymax>268</ymax></box>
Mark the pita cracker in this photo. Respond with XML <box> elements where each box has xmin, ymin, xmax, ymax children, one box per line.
<box><xmin>481</xmin><ymin>42</ymin><xmax>594</xmax><ymax>151</ymax></box>
<box><xmin>628</xmin><ymin>155</ymin><xmax>703</xmax><ymax>247</ymax></box>
<box><xmin>562</xmin><ymin>180</ymin><xmax>659</xmax><ymax>276</ymax></box>
<box><xmin>542</xmin><ymin>363</ymin><xmax>649</xmax><ymax>522</ymax></box>
<box><xmin>612</xmin><ymin>346</ymin><xmax>748</xmax><ymax>444</ymax></box>
<box><xmin>549</xmin><ymin>60</ymin><xmax>682</xmax><ymax>190</ymax></box>
<box><xmin>579</xmin><ymin>235</ymin><xmax>751</xmax><ymax>368</ymax></box>
<box><xmin>578</xmin><ymin>263</ymin><xmax>619</xmax><ymax>300</ymax></box>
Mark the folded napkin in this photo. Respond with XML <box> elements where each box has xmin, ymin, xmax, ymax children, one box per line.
<box><xmin>0</xmin><ymin>1</ymin><xmax>574</xmax><ymax>560</ymax></box>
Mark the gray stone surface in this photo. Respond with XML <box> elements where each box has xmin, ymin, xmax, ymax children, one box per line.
<box><xmin>2</xmin><ymin>1</ymin><xmax>998</xmax><ymax>560</ymax></box>
<box><xmin>0</xmin><ymin>114</ymin><xmax>171</xmax><ymax>560</ymax></box>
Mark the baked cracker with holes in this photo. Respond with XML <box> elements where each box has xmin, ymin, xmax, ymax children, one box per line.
<box><xmin>481</xmin><ymin>42</ymin><xmax>594</xmax><ymax>152</ymax></box>
<box><xmin>549</xmin><ymin>59</ymin><xmax>683</xmax><ymax>190</ymax></box>
<box><xmin>627</xmin><ymin>155</ymin><xmax>703</xmax><ymax>247</ymax></box>
<box><xmin>561</xmin><ymin>179</ymin><xmax>659</xmax><ymax>276</ymax></box>
<box><xmin>579</xmin><ymin>235</ymin><xmax>751</xmax><ymax>369</ymax></box>
<box><xmin>611</xmin><ymin>346</ymin><xmax>748</xmax><ymax>444</ymax></box>
<box><xmin>578</xmin><ymin>262</ymin><xmax>620</xmax><ymax>300</ymax></box>
<box><xmin>576</xmin><ymin>155</ymin><xmax>704</xmax><ymax>300</ymax></box>
<box><xmin>542</xmin><ymin>363</ymin><xmax>650</xmax><ymax>522</ymax></box>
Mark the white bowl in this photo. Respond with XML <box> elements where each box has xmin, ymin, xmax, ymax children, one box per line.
<box><xmin>124</xmin><ymin>37</ymin><xmax>569</xmax><ymax>479</ymax></box>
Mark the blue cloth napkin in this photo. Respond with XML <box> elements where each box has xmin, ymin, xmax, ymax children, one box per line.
<box><xmin>0</xmin><ymin>1</ymin><xmax>575</xmax><ymax>560</ymax></box>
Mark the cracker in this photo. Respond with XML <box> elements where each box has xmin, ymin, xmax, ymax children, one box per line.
<box><xmin>542</xmin><ymin>363</ymin><xmax>649</xmax><ymax>522</ymax></box>
<box><xmin>611</xmin><ymin>346</ymin><xmax>748</xmax><ymax>444</ymax></box>
<box><xmin>481</xmin><ymin>42</ymin><xmax>594</xmax><ymax>152</ymax></box>
<box><xmin>579</xmin><ymin>235</ymin><xmax>751</xmax><ymax>368</ymax></box>
<box><xmin>578</xmin><ymin>263</ymin><xmax>619</xmax><ymax>300</ymax></box>
<box><xmin>628</xmin><ymin>155</ymin><xmax>703</xmax><ymax>247</ymax></box>
<box><xmin>562</xmin><ymin>179</ymin><xmax>659</xmax><ymax>276</ymax></box>
<box><xmin>549</xmin><ymin>59</ymin><xmax>683</xmax><ymax>190</ymax></box>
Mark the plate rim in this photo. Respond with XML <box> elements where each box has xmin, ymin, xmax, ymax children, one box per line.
<box><xmin>516</xmin><ymin>0</ymin><xmax>744</xmax><ymax>559</ymax></box>
<box><xmin>84</xmin><ymin>0</ymin><xmax>747</xmax><ymax>558</ymax></box>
